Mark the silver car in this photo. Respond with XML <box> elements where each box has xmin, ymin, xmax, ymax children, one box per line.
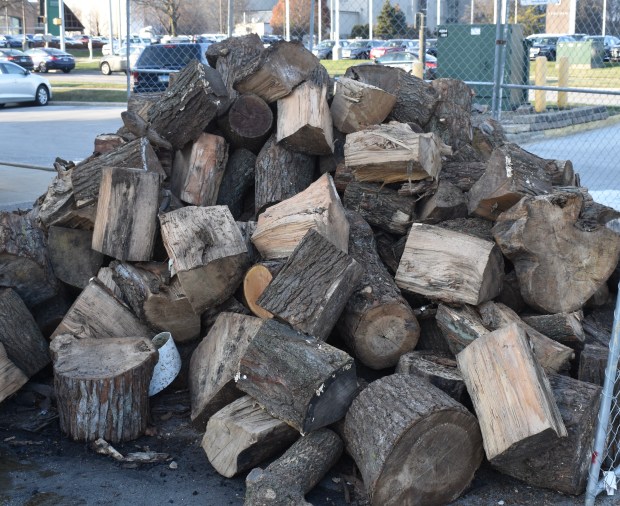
<box><xmin>0</xmin><ymin>61</ymin><xmax>52</xmax><ymax>107</ymax></box>
<box><xmin>99</xmin><ymin>46</ymin><xmax>144</xmax><ymax>75</ymax></box>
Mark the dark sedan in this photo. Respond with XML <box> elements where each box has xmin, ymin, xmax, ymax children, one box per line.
<box><xmin>341</xmin><ymin>39</ymin><xmax>383</xmax><ymax>59</ymax></box>
<box><xmin>0</xmin><ymin>49</ymin><xmax>34</xmax><ymax>71</ymax></box>
<box><xmin>25</xmin><ymin>48</ymin><xmax>75</xmax><ymax>73</ymax></box>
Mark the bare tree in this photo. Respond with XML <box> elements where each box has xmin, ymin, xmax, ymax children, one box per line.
<box><xmin>133</xmin><ymin>0</ymin><xmax>183</xmax><ymax>36</ymax></box>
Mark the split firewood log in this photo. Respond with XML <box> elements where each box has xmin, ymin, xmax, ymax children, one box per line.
<box><xmin>120</xmin><ymin>110</ymin><xmax>172</xmax><ymax>150</ymax></box>
<box><xmin>435</xmin><ymin>303</ymin><xmax>488</xmax><ymax>356</ymax></box>
<box><xmin>257</xmin><ymin>229</ymin><xmax>363</xmax><ymax>341</ymax></box>
<box><xmin>94</xmin><ymin>133</ymin><xmax>125</xmax><ymax>154</ymax></box>
<box><xmin>521</xmin><ymin>312</ymin><xmax>585</xmax><ymax>350</ymax></box>
<box><xmin>427</xmin><ymin>78</ymin><xmax>474</xmax><ymax>150</ymax></box>
<box><xmin>578</xmin><ymin>343</ymin><xmax>608</xmax><ymax>386</ymax></box>
<box><xmin>50</xmin><ymin>334</ymin><xmax>157</xmax><ymax>443</ymax></box>
<box><xmin>336</xmin><ymin>211</ymin><xmax>419</xmax><ymax>369</ymax></box>
<box><xmin>242</xmin><ymin>261</ymin><xmax>285</xmax><ymax>319</ymax></box>
<box><xmin>493</xmin><ymin>191</ymin><xmax>620</xmax><ymax>313</ymax></box>
<box><xmin>0</xmin><ymin>342</ymin><xmax>28</xmax><ymax>405</ymax></box>
<box><xmin>216</xmin><ymin>149</ymin><xmax>256</xmax><ymax>219</ymax></box>
<box><xmin>417</xmin><ymin>179</ymin><xmax>468</xmax><ymax>224</ymax></box>
<box><xmin>236</xmin><ymin>319</ymin><xmax>357</xmax><ymax>434</ymax></box>
<box><xmin>202</xmin><ymin>395</ymin><xmax>298</xmax><ymax>478</ymax></box>
<box><xmin>218</xmin><ymin>93</ymin><xmax>273</xmax><ymax>154</ymax></box>
<box><xmin>343</xmin><ymin>374</ymin><xmax>483</xmax><ymax>506</ymax></box>
<box><xmin>439</xmin><ymin>160</ymin><xmax>486</xmax><ymax>192</ymax></box>
<box><xmin>47</xmin><ymin>226</ymin><xmax>103</xmax><ymax>289</ymax></box>
<box><xmin>456</xmin><ymin>323</ymin><xmax>567</xmax><ymax>465</ymax></box>
<box><xmin>244</xmin><ymin>428</ymin><xmax>343</xmax><ymax>506</ymax></box>
<box><xmin>126</xmin><ymin>91</ymin><xmax>163</xmax><ymax>119</ymax></box>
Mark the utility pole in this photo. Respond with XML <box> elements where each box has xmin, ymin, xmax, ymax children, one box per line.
<box><xmin>59</xmin><ymin>0</ymin><xmax>65</xmax><ymax>51</ymax></box>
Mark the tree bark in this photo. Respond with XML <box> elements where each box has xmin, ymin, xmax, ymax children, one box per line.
<box><xmin>427</xmin><ymin>78</ymin><xmax>474</xmax><ymax>150</ymax></box>
<box><xmin>439</xmin><ymin>161</ymin><xmax>486</xmax><ymax>192</ymax></box>
<box><xmin>216</xmin><ymin>148</ymin><xmax>256</xmax><ymax>219</ymax></box>
<box><xmin>521</xmin><ymin>312</ymin><xmax>585</xmax><ymax>350</ymax></box>
<box><xmin>578</xmin><ymin>343</ymin><xmax>608</xmax><ymax>386</ymax></box>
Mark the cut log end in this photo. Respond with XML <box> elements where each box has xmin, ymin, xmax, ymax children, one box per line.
<box><xmin>243</xmin><ymin>264</ymin><xmax>274</xmax><ymax>319</ymax></box>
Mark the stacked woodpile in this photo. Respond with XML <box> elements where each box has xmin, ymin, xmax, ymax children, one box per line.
<box><xmin>1</xmin><ymin>34</ymin><xmax>620</xmax><ymax>505</ymax></box>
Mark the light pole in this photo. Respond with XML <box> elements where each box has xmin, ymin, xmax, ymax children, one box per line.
<box><xmin>59</xmin><ymin>0</ymin><xmax>65</xmax><ymax>51</ymax></box>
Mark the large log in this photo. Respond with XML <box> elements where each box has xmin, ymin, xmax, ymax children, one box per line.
<box><xmin>521</xmin><ymin>312</ymin><xmax>585</xmax><ymax>350</ymax></box>
<box><xmin>159</xmin><ymin>206</ymin><xmax>249</xmax><ymax>314</ymax></box>
<box><xmin>336</xmin><ymin>211</ymin><xmax>419</xmax><ymax>369</ymax></box>
<box><xmin>202</xmin><ymin>395</ymin><xmax>299</xmax><ymax>478</ymax></box>
<box><xmin>478</xmin><ymin>301</ymin><xmax>574</xmax><ymax>373</ymax></box>
<box><xmin>456</xmin><ymin>323</ymin><xmax>567</xmax><ymax>465</ymax></box>
<box><xmin>233</xmin><ymin>40</ymin><xmax>319</xmax><ymax>103</ymax></box>
<box><xmin>120</xmin><ymin>110</ymin><xmax>171</xmax><ymax>150</ymax></box>
<box><xmin>277</xmin><ymin>65</ymin><xmax>333</xmax><ymax>156</ymax></box>
<box><xmin>170</xmin><ymin>133</ymin><xmax>228</xmax><ymax>206</ymax></box>
<box><xmin>343</xmin><ymin>181</ymin><xmax>415</xmax><ymax>235</ymax></box>
<box><xmin>0</xmin><ymin>212</ymin><xmax>58</xmax><ymax>306</ymax></box>
<box><xmin>439</xmin><ymin>160</ymin><xmax>486</xmax><ymax>192</ymax></box>
<box><xmin>330</xmin><ymin>77</ymin><xmax>397</xmax><ymax>134</ymax></box>
<box><xmin>47</xmin><ymin>226</ymin><xmax>103</xmax><ymax>289</ymax></box>
<box><xmin>493</xmin><ymin>191</ymin><xmax>620</xmax><ymax>313</ymax></box>
<box><xmin>253</xmin><ymin>134</ymin><xmax>315</xmax><ymax>215</ymax></box>
<box><xmin>244</xmin><ymin>428</ymin><xmax>343</xmax><ymax>506</ymax></box>
<box><xmin>343</xmin><ymin>64</ymin><xmax>439</xmax><ymax>128</ymax></box>
<box><xmin>0</xmin><ymin>288</ymin><xmax>50</xmax><ymax>377</ymax></box>
<box><xmin>189</xmin><ymin>313</ymin><xmax>262</xmax><ymax>429</ymax></box>
<box><xmin>578</xmin><ymin>343</ymin><xmax>608</xmax><ymax>386</ymax></box>
<box><xmin>216</xmin><ymin>148</ymin><xmax>256</xmax><ymax>219</ymax></box>
<box><xmin>467</xmin><ymin>143</ymin><xmax>553</xmax><ymax>220</ymax></box>
<box><xmin>345</xmin><ymin>124</ymin><xmax>443</xmax><ymax>185</ymax></box>
<box><xmin>435</xmin><ymin>303</ymin><xmax>488</xmax><ymax>356</ymax></box>
<box><xmin>492</xmin><ymin>374</ymin><xmax>601</xmax><ymax>495</ymax></box>
<box><xmin>417</xmin><ymin>180</ymin><xmax>468</xmax><ymax>224</ymax></box>
<box><xmin>242</xmin><ymin>261</ymin><xmax>284</xmax><ymax>319</ymax></box>
<box><xmin>257</xmin><ymin>229</ymin><xmax>362</xmax><ymax>341</ymax></box>
<box><xmin>51</xmin><ymin>278</ymin><xmax>151</xmax><ymax>340</ymax></box>
<box><xmin>395</xmin><ymin>223</ymin><xmax>504</xmax><ymax>305</ymax></box>
<box><xmin>237</xmin><ymin>319</ymin><xmax>357</xmax><ymax>434</ymax></box>
<box><xmin>91</xmin><ymin>167</ymin><xmax>160</xmax><ymax>262</ymax></box>
<box><xmin>50</xmin><ymin>334</ymin><xmax>157</xmax><ymax>443</ymax></box>
<box><xmin>251</xmin><ymin>174</ymin><xmax>349</xmax><ymax>260</ymax></box>
<box><xmin>427</xmin><ymin>78</ymin><xmax>474</xmax><ymax>150</ymax></box>
<box><xmin>218</xmin><ymin>94</ymin><xmax>273</xmax><ymax>154</ymax></box>
<box><xmin>0</xmin><ymin>342</ymin><xmax>28</xmax><ymax>405</ymax></box>
<box><xmin>146</xmin><ymin>61</ymin><xmax>230</xmax><ymax>150</ymax></box>
<box><xmin>343</xmin><ymin>374</ymin><xmax>483</xmax><ymax>506</ymax></box>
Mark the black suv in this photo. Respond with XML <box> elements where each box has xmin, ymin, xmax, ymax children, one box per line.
<box><xmin>132</xmin><ymin>43</ymin><xmax>210</xmax><ymax>93</ymax></box>
<box><xmin>527</xmin><ymin>35</ymin><xmax>575</xmax><ymax>61</ymax></box>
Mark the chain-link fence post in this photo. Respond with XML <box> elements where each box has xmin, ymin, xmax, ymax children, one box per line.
<box><xmin>491</xmin><ymin>0</ymin><xmax>503</xmax><ymax>119</ymax></box>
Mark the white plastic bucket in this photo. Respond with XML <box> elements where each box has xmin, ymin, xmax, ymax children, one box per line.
<box><xmin>148</xmin><ymin>332</ymin><xmax>181</xmax><ymax>396</ymax></box>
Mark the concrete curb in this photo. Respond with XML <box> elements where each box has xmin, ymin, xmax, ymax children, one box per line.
<box><xmin>49</xmin><ymin>101</ymin><xmax>127</xmax><ymax>107</ymax></box>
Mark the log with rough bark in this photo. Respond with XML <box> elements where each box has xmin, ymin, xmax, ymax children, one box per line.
<box><xmin>395</xmin><ymin>223</ymin><xmax>504</xmax><ymax>305</ymax></box>
<box><xmin>456</xmin><ymin>323</ymin><xmax>567</xmax><ymax>465</ymax></box>
<box><xmin>343</xmin><ymin>181</ymin><xmax>415</xmax><ymax>235</ymax></box>
<box><xmin>126</xmin><ymin>91</ymin><xmax>163</xmax><ymax>119</ymax></box>
<box><xmin>491</xmin><ymin>374</ymin><xmax>601</xmax><ymax>495</ymax></box>
<box><xmin>233</xmin><ymin>40</ymin><xmax>319</xmax><ymax>103</ymax></box>
<box><xmin>417</xmin><ymin>179</ymin><xmax>468</xmax><ymax>224</ymax></box>
<box><xmin>120</xmin><ymin>110</ymin><xmax>172</xmax><ymax>150</ymax></box>
<box><xmin>91</xmin><ymin>167</ymin><xmax>160</xmax><ymax>262</ymax></box>
<box><xmin>71</xmin><ymin>137</ymin><xmax>163</xmax><ymax>209</ymax></box>
<box><xmin>51</xmin><ymin>278</ymin><xmax>150</xmax><ymax>340</ymax></box>
<box><xmin>439</xmin><ymin>160</ymin><xmax>486</xmax><ymax>192</ymax></box>
<box><xmin>277</xmin><ymin>65</ymin><xmax>333</xmax><ymax>156</ymax></box>
<box><xmin>319</xmin><ymin>128</ymin><xmax>346</xmax><ymax>176</ymax></box>
<box><xmin>189</xmin><ymin>313</ymin><xmax>262</xmax><ymax>429</ymax></box>
<box><xmin>336</xmin><ymin>211</ymin><xmax>419</xmax><ymax>369</ymax></box>
<box><xmin>159</xmin><ymin>206</ymin><xmax>249</xmax><ymax>314</ymax></box>
<box><xmin>521</xmin><ymin>312</ymin><xmax>585</xmax><ymax>350</ymax></box>
<box><xmin>0</xmin><ymin>288</ymin><xmax>50</xmax><ymax>378</ymax></box>
<box><xmin>237</xmin><ymin>319</ymin><xmax>357</xmax><ymax>434</ymax></box>
<box><xmin>478</xmin><ymin>301</ymin><xmax>574</xmax><ymax>373</ymax></box>
<box><xmin>47</xmin><ymin>226</ymin><xmax>103</xmax><ymax>289</ymax></box>
<box><xmin>236</xmin><ymin>221</ymin><xmax>260</xmax><ymax>264</ymax></box>
<box><xmin>258</xmin><ymin>229</ymin><xmax>362</xmax><ymax>341</ymax></box>
<box><xmin>110</xmin><ymin>261</ymin><xmax>201</xmax><ymax>343</ymax></box>
<box><xmin>374</xmin><ymin>231</ymin><xmax>407</xmax><ymax>275</ymax></box>
<box><xmin>545</xmin><ymin>159</ymin><xmax>576</xmax><ymax>186</ymax></box>
<box><xmin>244</xmin><ymin>428</ymin><xmax>343</xmax><ymax>506</ymax></box>
<box><xmin>0</xmin><ymin>342</ymin><xmax>28</xmax><ymax>405</ymax></box>
<box><xmin>253</xmin><ymin>134</ymin><xmax>315</xmax><ymax>215</ymax></box>
<box><xmin>218</xmin><ymin>94</ymin><xmax>272</xmax><ymax>154</ymax></box>
<box><xmin>216</xmin><ymin>149</ymin><xmax>256</xmax><ymax>219</ymax></box>
<box><xmin>427</xmin><ymin>78</ymin><xmax>474</xmax><ymax>150</ymax></box>
<box><xmin>0</xmin><ymin>212</ymin><xmax>58</xmax><ymax>307</ymax></box>
<box><xmin>578</xmin><ymin>343</ymin><xmax>608</xmax><ymax>386</ymax></box>
<box><xmin>28</xmin><ymin>166</ymin><xmax>75</xmax><ymax>230</ymax></box>
<box><xmin>146</xmin><ymin>61</ymin><xmax>230</xmax><ymax>150</ymax></box>
<box><xmin>97</xmin><ymin>266</ymin><xmax>123</xmax><ymax>299</ymax></box>
<box><xmin>330</xmin><ymin>77</ymin><xmax>397</xmax><ymax>134</ymax></box>
<box><xmin>435</xmin><ymin>303</ymin><xmax>488</xmax><ymax>356</ymax></box>
<box><xmin>493</xmin><ymin>191</ymin><xmax>620</xmax><ymax>313</ymax></box>
<box><xmin>202</xmin><ymin>395</ymin><xmax>299</xmax><ymax>478</ymax></box>
<box><xmin>345</xmin><ymin>124</ymin><xmax>444</xmax><ymax>185</ymax></box>
<box><xmin>206</xmin><ymin>33</ymin><xmax>265</xmax><ymax>101</ymax></box>
<box><xmin>94</xmin><ymin>133</ymin><xmax>125</xmax><ymax>154</ymax></box>
<box><xmin>343</xmin><ymin>374</ymin><xmax>483</xmax><ymax>506</ymax></box>
<box><xmin>470</xmin><ymin>117</ymin><xmax>505</xmax><ymax>160</ymax></box>
<box><xmin>251</xmin><ymin>174</ymin><xmax>349</xmax><ymax>259</ymax></box>
<box><xmin>170</xmin><ymin>133</ymin><xmax>228</xmax><ymax>206</ymax></box>
<box><xmin>467</xmin><ymin>143</ymin><xmax>553</xmax><ymax>220</ymax></box>
<box><xmin>242</xmin><ymin>261</ymin><xmax>284</xmax><ymax>319</ymax></box>
<box><xmin>396</xmin><ymin>351</ymin><xmax>467</xmax><ymax>403</ymax></box>
<box><xmin>50</xmin><ymin>334</ymin><xmax>157</xmax><ymax>443</ymax></box>
<box><xmin>343</xmin><ymin>64</ymin><xmax>439</xmax><ymax>128</ymax></box>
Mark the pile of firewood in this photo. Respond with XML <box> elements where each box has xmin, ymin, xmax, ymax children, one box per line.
<box><xmin>1</xmin><ymin>34</ymin><xmax>620</xmax><ymax>506</ymax></box>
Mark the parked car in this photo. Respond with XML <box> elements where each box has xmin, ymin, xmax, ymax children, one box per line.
<box><xmin>26</xmin><ymin>48</ymin><xmax>75</xmax><ymax>73</ymax></box>
<box><xmin>0</xmin><ymin>49</ymin><xmax>34</xmax><ymax>71</ymax></box>
<box><xmin>132</xmin><ymin>43</ymin><xmax>211</xmax><ymax>93</ymax></box>
<box><xmin>100</xmin><ymin>46</ymin><xmax>144</xmax><ymax>75</ymax></box>
<box><xmin>527</xmin><ymin>34</ymin><xmax>575</xmax><ymax>61</ymax></box>
<box><xmin>312</xmin><ymin>39</ymin><xmax>349</xmax><ymax>59</ymax></box>
<box><xmin>585</xmin><ymin>35</ymin><xmax>620</xmax><ymax>61</ymax></box>
<box><xmin>261</xmin><ymin>34</ymin><xmax>282</xmax><ymax>47</ymax></box>
<box><xmin>369</xmin><ymin>39</ymin><xmax>416</xmax><ymax>59</ymax></box>
<box><xmin>0</xmin><ymin>61</ymin><xmax>52</xmax><ymax>107</ymax></box>
<box><xmin>341</xmin><ymin>39</ymin><xmax>383</xmax><ymax>59</ymax></box>
<box><xmin>374</xmin><ymin>50</ymin><xmax>437</xmax><ymax>79</ymax></box>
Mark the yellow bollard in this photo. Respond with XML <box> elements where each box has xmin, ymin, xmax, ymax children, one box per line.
<box><xmin>412</xmin><ymin>61</ymin><xmax>424</xmax><ymax>80</ymax></box>
<box><xmin>557</xmin><ymin>56</ymin><xmax>569</xmax><ymax>109</ymax></box>
<box><xmin>534</xmin><ymin>56</ymin><xmax>547</xmax><ymax>113</ymax></box>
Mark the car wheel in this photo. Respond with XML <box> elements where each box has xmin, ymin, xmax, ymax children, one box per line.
<box><xmin>38</xmin><ymin>62</ymin><xmax>48</xmax><ymax>73</ymax></box>
<box><xmin>62</xmin><ymin>68</ymin><xmax>71</xmax><ymax>74</ymax></box>
<box><xmin>34</xmin><ymin>85</ymin><xmax>49</xmax><ymax>106</ymax></box>
<box><xmin>100</xmin><ymin>62</ymin><xmax>111</xmax><ymax>75</ymax></box>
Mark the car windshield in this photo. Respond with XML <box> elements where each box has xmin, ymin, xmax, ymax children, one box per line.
<box><xmin>317</xmin><ymin>40</ymin><xmax>335</xmax><ymax>49</ymax></box>
<box><xmin>348</xmin><ymin>40</ymin><xmax>368</xmax><ymax>48</ymax></box>
<box><xmin>532</xmin><ymin>37</ymin><xmax>558</xmax><ymax>45</ymax></box>
<box><xmin>386</xmin><ymin>40</ymin><xmax>405</xmax><ymax>47</ymax></box>
<box><xmin>137</xmin><ymin>44</ymin><xmax>201</xmax><ymax>67</ymax></box>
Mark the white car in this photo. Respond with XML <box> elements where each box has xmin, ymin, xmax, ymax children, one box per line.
<box><xmin>0</xmin><ymin>61</ymin><xmax>52</xmax><ymax>107</ymax></box>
